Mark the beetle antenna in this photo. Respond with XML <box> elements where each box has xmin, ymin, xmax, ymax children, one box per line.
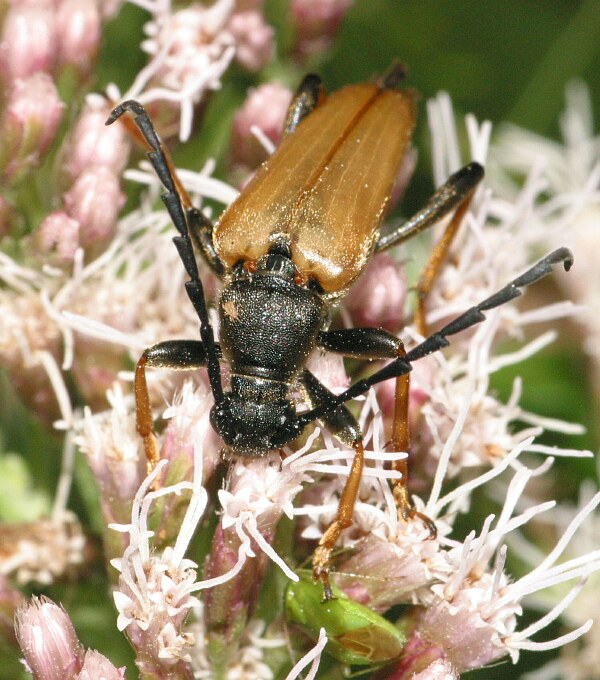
<box><xmin>297</xmin><ymin>247</ymin><xmax>573</xmax><ymax>427</ymax></box>
<box><xmin>106</xmin><ymin>101</ymin><xmax>224</xmax><ymax>402</ymax></box>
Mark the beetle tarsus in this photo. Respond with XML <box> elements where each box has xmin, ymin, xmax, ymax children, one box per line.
<box><xmin>312</xmin><ymin>549</ymin><xmax>335</xmax><ymax>602</ymax></box>
<box><xmin>396</xmin><ymin>494</ymin><xmax>438</xmax><ymax>540</ymax></box>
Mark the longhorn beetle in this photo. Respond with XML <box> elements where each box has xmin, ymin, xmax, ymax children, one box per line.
<box><xmin>107</xmin><ymin>64</ymin><xmax>573</xmax><ymax>598</ymax></box>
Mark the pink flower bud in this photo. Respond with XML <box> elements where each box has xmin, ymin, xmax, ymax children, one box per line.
<box><xmin>228</xmin><ymin>10</ymin><xmax>275</xmax><ymax>72</ymax></box>
<box><xmin>15</xmin><ymin>597</ymin><xmax>83</xmax><ymax>680</ymax></box>
<box><xmin>230</xmin><ymin>82</ymin><xmax>292</xmax><ymax>170</ymax></box>
<box><xmin>63</xmin><ymin>167</ymin><xmax>125</xmax><ymax>250</ymax></box>
<box><xmin>377</xmin><ymin>630</ymin><xmax>453</xmax><ymax>680</ymax></box>
<box><xmin>0</xmin><ymin>4</ymin><xmax>56</xmax><ymax>82</ymax></box>
<box><xmin>291</xmin><ymin>0</ymin><xmax>353</xmax><ymax>56</ymax></box>
<box><xmin>159</xmin><ymin>384</ymin><xmax>221</xmax><ymax>488</ymax></box>
<box><xmin>71</xmin><ymin>337</ymin><xmax>129</xmax><ymax>411</ymax></box>
<box><xmin>36</xmin><ymin>211</ymin><xmax>81</xmax><ymax>262</ymax></box>
<box><xmin>0</xmin><ymin>73</ymin><xmax>64</xmax><ymax>183</ymax></box>
<box><xmin>203</xmin><ymin>521</ymin><xmax>272</xmax><ymax>661</ymax></box>
<box><xmin>344</xmin><ymin>252</ymin><xmax>407</xmax><ymax>332</ymax></box>
<box><xmin>55</xmin><ymin>0</ymin><xmax>101</xmax><ymax>75</ymax></box>
<box><xmin>64</xmin><ymin>97</ymin><xmax>130</xmax><ymax>180</ymax></box>
<box><xmin>78</xmin><ymin>650</ymin><xmax>126</xmax><ymax>679</ymax></box>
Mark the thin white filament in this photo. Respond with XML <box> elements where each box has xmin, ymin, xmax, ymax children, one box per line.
<box><xmin>285</xmin><ymin>628</ymin><xmax>327</xmax><ymax>680</ymax></box>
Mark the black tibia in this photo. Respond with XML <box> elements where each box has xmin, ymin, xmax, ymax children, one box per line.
<box><xmin>298</xmin><ymin>247</ymin><xmax>574</xmax><ymax>428</ymax></box>
<box><xmin>300</xmin><ymin>370</ymin><xmax>361</xmax><ymax>447</ymax></box>
<box><xmin>375</xmin><ymin>162</ymin><xmax>484</xmax><ymax>253</ymax></box>
<box><xmin>283</xmin><ymin>74</ymin><xmax>324</xmax><ymax>137</ymax></box>
<box><xmin>106</xmin><ymin>100</ymin><xmax>224</xmax><ymax>403</ymax></box>
<box><xmin>318</xmin><ymin>328</ymin><xmax>402</xmax><ymax>359</ymax></box>
<box><xmin>140</xmin><ymin>340</ymin><xmax>221</xmax><ymax>369</ymax></box>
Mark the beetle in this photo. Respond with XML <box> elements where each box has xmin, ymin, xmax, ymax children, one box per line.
<box><xmin>106</xmin><ymin>64</ymin><xmax>572</xmax><ymax>597</ymax></box>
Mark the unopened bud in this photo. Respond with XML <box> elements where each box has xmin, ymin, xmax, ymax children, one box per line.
<box><xmin>0</xmin><ymin>73</ymin><xmax>64</xmax><ymax>184</ymax></box>
<box><xmin>231</xmin><ymin>82</ymin><xmax>292</xmax><ymax>171</ymax></box>
<box><xmin>100</xmin><ymin>0</ymin><xmax>124</xmax><ymax>20</ymax></box>
<box><xmin>291</xmin><ymin>0</ymin><xmax>353</xmax><ymax>56</ymax></box>
<box><xmin>63</xmin><ymin>166</ymin><xmax>125</xmax><ymax>251</ymax></box>
<box><xmin>64</xmin><ymin>97</ymin><xmax>130</xmax><ymax>180</ymax></box>
<box><xmin>228</xmin><ymin>10</ymin><xmax>275</xmax><ymax>72</ymax></box>
<box><xmin>15</xmin><ymin>597</ymin><xmax>82</xmax><ymax>680</ymax></box>
<box><xmin>344</xmin><ymin>252</ymin><xmax>407</xmax><ymax>332</ymax></box>
<box><xmin>55</xmin><ymin>0</ymin><xmax>101</xmax><ymax>75</ymax></box>
<box><xmin>0</xmin><ymin>4</ymin><xmax>56</xmax><ymax>82</ymax></box>
<box><xmin>78</xmin><ymin>649</ymin><xmax>126</xmax><ymax>679</ymax></box>
<box><xmin>36</xmin><ymin>211</ymin><xmax>81</xmax><ymax>262</ymax></box>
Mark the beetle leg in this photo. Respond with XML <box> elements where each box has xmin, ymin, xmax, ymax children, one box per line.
<box><xmin>380</xmin><ymin>61</ymin><xmax>407</xmax><ymax>89</ymax></box>
<box><xmin>298</xmin><ymin>370</ymin><xmax>363</xmax><ymax>598</ymax></box>
<box><xmin>283</xmin><ymin>74</ymin><xmax>325</xmax><ymax>137</ymax></box>
<box><xmin>300</xmin><ymin>369</ymin><xmax>361</xmax><ymax>447</ymax></box>
<box><xmin>318</xmin><ymin>327</ymin><xmax>399</xmax><ymax>359</ymax></box>
<box><xmin>134</xmin><ymin>340</ymin><xmax>216</xmax><ymax>470</ymax></box>
<box><xmin>412</xmin><ymin>190</ymin><xmax>475</xmax><ymax>336</ymax></box>
<box><xmin>106</xmin><ymin>102</ymin><xmax>224</xmax><ymax>404</ymax></box>
<box><xmin>375</xmin><ymin>163</ymin><xmax>483</xmax><ymax>253</ymax></box>
<box><xmin>375</xmin><ymin>162</ymin><xmax>484</xmax><ymax>334</ymax></box>
<box><xmin>317</xmin><ymin>329</ymin><xmax>435</xmax><ymax>534</ymax></box>
<box><xmin>313</xmin><ymin>439</ymin><xmax>365</xmax><ymax>600</ymax></box>
<box><xmin>389</xmin><ymin>347</ymin><xmax>437</xmax><ymax>538</ymax></box>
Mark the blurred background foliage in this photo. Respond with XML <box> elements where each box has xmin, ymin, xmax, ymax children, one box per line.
<box><xmin>1</xmin><ymin>1</ymin><xmax>599</xmax><ymax>678</ymax></box>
